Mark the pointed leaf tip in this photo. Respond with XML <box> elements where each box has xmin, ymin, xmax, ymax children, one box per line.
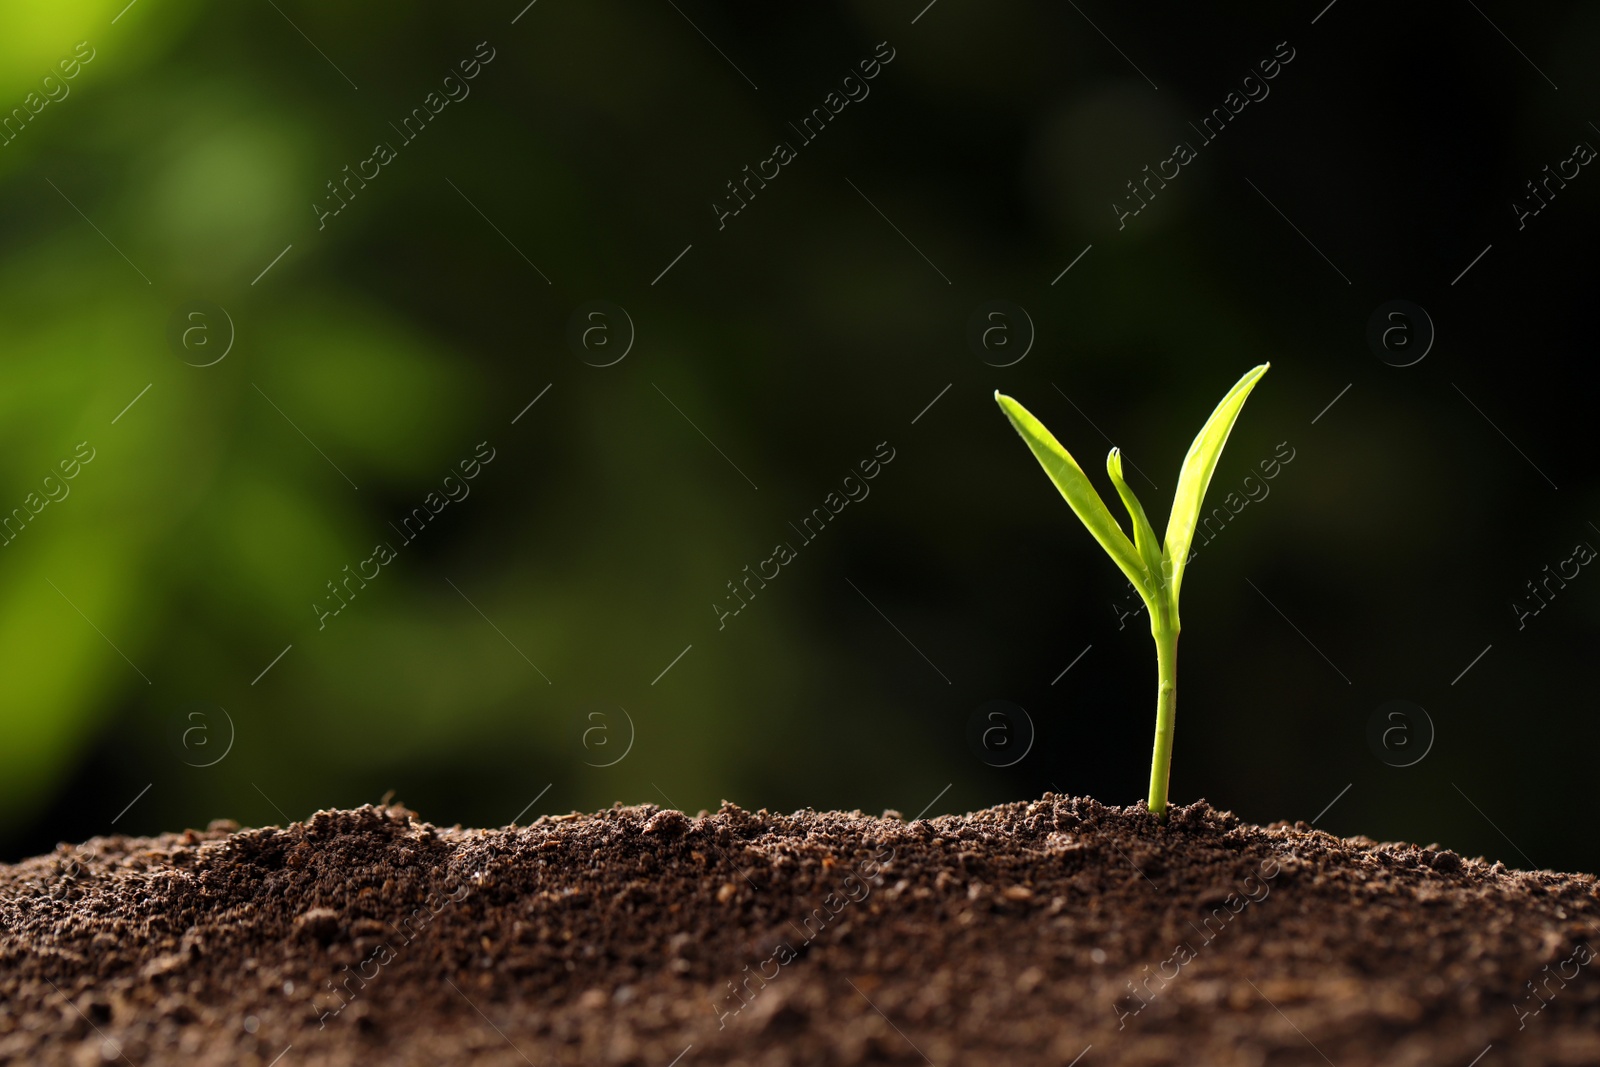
<box><xmin>1163</xmin><ymin>364</ymin><xmax>1270</xmax><ymax>604</ymax></box>
<box><xmin>993</xmin><ymin>393</ymin><xmax>1148</xmax><ymax>592</ymax></box>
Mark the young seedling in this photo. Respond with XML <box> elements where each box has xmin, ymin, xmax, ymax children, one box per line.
<box><xmin>995</xmin><ymin>364</ymin><xmax>1269</xmax><ymax>818</ymax></box>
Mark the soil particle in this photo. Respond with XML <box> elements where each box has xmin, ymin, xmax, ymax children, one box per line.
<box><xmin>294</xmin><ymin>908</ymin><xmax>342</xmax><ymax>945</ymax></box>
<box><xmin>2</xmin><ymin>796</ymin><xmax>1598</xmax><ymax>1065</ymax></box>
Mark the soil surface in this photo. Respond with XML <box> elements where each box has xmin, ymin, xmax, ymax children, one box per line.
<box><xmin>3</xmin><ymin>796</ymin><xmax>1598</xmax><ymax>1066</ymax></box>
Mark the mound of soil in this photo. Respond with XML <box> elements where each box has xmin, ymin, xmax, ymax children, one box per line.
<box><xmin>2</xmin><ymin>796</ymin><xmax>1598</xmax><ymax>1066</ymax></box>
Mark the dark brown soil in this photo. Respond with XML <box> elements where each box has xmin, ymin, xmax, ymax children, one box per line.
<box><xmin>3</xmin><ymin>796</ymin><xmax>1598</xmax><ymax>1066</ymax></box>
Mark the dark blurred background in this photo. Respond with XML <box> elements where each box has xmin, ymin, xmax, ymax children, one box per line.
<box><xmin>3</xmin><ymin>0</ymin><xmax>1597</xmax><ymax>875</ymax></box>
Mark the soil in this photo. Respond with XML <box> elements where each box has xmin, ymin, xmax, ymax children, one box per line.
<box><xmin>2</xmin><ymin>796</ymin><xmax>1598</xmax><ymax>1067</ymax></box>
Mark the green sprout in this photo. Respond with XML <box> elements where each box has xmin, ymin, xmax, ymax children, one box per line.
<box><xmin>995</xmin><ymin>364</ymin><xmax>1270</xmax><ymax>819</ymax></box>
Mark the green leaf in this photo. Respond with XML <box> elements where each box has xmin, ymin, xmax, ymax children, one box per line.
<box><xmin>1163</xmin><ymin>363</ymin><xmax>1270</xmax><ymax>602</ymax></box>
<box><xmin>995</xmin><ymin>392</ymin><xmax>1150</xmax><ymax>592</ymax></box>
<box><xmin>1106</xmin><ymin>447</ymin><xmax>1164</xmax><ymax>599</ymax></box>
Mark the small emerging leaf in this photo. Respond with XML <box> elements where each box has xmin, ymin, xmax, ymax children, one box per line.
<box><xmin>995</xmin><ymin>392</ymin><xmax>1149</xmax><ymax>592</ymax></box>
<box><xmin>1163</xmin><ymin>363</ymin><xmax>1270</xmax><ymax>602</ymax></box>
<box><xmin>1106</xmin><ymin>448</ymin><xmax>1164</xmax><ymax>601</ymax></box>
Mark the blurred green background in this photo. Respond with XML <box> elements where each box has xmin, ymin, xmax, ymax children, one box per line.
<box><xmin>4</xmin><ymin>0</ymin><xmax>1598</xmax><ymax>875</ymax></box>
